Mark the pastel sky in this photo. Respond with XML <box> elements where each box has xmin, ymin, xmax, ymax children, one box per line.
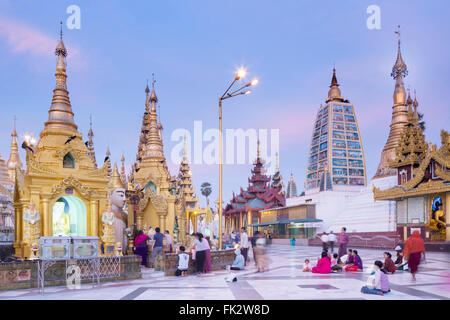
<box><xmin>0</xmin><ymin>0</ymin><xmax>449</xmax><ymax>208</ymax></box>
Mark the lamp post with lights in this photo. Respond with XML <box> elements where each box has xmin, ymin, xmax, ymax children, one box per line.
<box><xmin>218</xmin><ymin>68</ymin><xmax>258</xmax><ymax>249</ymax></box>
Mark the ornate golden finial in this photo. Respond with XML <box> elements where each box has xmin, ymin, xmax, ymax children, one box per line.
<box><xmin>87</xmin><ymin>114</ymin><xmax>97</xmax><ymax>168</ymax></box>
<box><xmin>150</xmin><ymin>73</ymin><xmax>158</xmax><ymax>103</ymax></box>
<box><xmin>145</xmin><ymin>80</ymin><xmax>150</xmax><ymax>112</ymax></box>
<box><xmin>413</xmin><ymin>90</ymin><xmax>419</xmax><ymax>124</ymax></box>
<box><xmin>109</xmin><ymin>163</ymin><xmax>126</xmax><ymax>191</ymax></box>
<box><xmin>326</xmin><ymin>67</ymin><xmax>343</xmax><ymax>103</ymax></box>
<box><xmin>406</xmin><ymin>88</ymin><xmax>413</xmax><ymax>122</ymax></box>
<box><xmin>392</xmin><ymin>25</ymin><xmax>408</xmax><ymax>79</ymax></box>
<box><xmin>6</xmin><ymin>116</ymin><xmax>23</xmax><ymax>180</ymax></box>
<box><xmin>330</xmin><ymin>68</ymin><xmax>339</xmax><ymax>88</ymax></box>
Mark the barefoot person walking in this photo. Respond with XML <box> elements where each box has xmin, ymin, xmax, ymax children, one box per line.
<box><xmin>338</xmin><ymin>227</ymin><xmax>349</xmax><ymax>259</ymax></box>
<box><xmin>404</xmin><ymin>230</ymin><xmax>426</xmax><ymax>281</ymax></box>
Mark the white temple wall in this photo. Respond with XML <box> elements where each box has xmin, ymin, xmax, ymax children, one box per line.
<box><xmin>288</xmin><ymin>176</ymin><xmax>398</xmax><ymax>233</ymax></box>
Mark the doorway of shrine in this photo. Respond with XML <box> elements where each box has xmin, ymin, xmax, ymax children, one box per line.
<box><xmin>52</xmin><ymin>196</ymin><xmax>87</xmax><ymax>236</ymax></box>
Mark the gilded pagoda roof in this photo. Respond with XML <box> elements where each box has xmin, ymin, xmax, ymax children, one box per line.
<box><xmin>374</xmin><ymin>129</ymin><xmax>450</xmax><ymax>200</ymax></box>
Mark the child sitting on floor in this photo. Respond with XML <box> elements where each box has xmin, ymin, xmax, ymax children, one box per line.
<box><xmin>331</xmin><ymin>253</ymin><xmax>342</xmax><ymax>272</ymax></box>
<box><xmin>361</xmin><ymin>261</ymin><xmax>390</xmax><ymax>296</ymax></box>
<box><xmin>303</xmin><ymin>259</ymin><xmax>312</xmax><ymax>272</ymax></box>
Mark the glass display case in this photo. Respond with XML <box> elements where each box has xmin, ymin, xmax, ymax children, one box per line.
<box><xmin>39</xmin><ymin>236</ymin><xmax>71</xmax><ymax>260</ymax></box>
<box><xmin>71</xmin><ymin>236</ymin><xmax>99</xmax><ymax>259</ymax></box>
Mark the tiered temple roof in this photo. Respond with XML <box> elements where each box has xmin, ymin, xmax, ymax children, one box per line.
<box><xmin>224</xmin><ymin>143</ymin><xmax>286</xmax><ymax>215</ymax></box>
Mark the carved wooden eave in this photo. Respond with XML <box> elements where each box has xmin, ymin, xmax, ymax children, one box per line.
<box><xmin>374</xmin><ymin>147</ymin><xmax>450</xmax><ymax>201</ymax></box>
<box><xmin>139</xmin><ymin>186</ymin><xmax>168</xmax><ymax>214</ymax></box>
<box><xmin>50</xmin><ymin>176</ymin><xmax>96</xmax><ymax>199</ymax></box>
<box><xmin>86</xmin><ymin>159</ymin><xmax>110</xmax><ymax>178</ymax></box>
<box><xmin>374</xmin><ymin>180</ymin><xmax>450</xmax><ymax>200</ymax></box>
<box><xmin>26</xmin><ymin>151</ymin><xmax>57</xmax><ymax>176</ymax></box>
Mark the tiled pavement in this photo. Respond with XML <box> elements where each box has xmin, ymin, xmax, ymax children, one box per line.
<box><xmin>0</xmin><ymin>245</ymin><xmax>448</xmax><ymax>300</ymax></box>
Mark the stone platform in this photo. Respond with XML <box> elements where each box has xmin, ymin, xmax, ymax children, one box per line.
<box><xmin>0</xmin><ymin>245</ymin><xmax>448</xmax><ymax>300</ymax></box>
<box><xmin>0</xmin><ymin>255</ymin><xmax>142</xmax><ymax>291</ymax></box>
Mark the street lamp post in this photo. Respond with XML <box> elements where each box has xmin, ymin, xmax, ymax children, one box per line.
<box><xmin>218</xmin><ymin>68</ymin><xmax>258</xmax><ymax>249</ymax></box>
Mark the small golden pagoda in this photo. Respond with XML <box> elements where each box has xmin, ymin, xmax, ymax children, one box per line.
<box><xmin>177</xmin><ymin>136</ymin><xmax>211</xmax><ymax>234</ymax></box>
<box><xmin>14</xmin><ymin>30</ymin><xmax>110</xmax><ymax>258</ymax></box>
<box><xmin>374</xmin><ymin>93</ymin><xmax>450</xmax><ymax>242</ymax></box>
<box><xmin>129</xmin><ymin>81</ymin><xmax>186</xmax><ymax>243</ymax></box>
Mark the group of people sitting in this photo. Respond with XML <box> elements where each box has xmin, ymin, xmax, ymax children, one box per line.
<box><xmin>301</xmin><ymin>246</ymin><xmax>420</xmax><ymax>296</ymax></box>
<box><xmin>302</xmin><ymin>248</ymin><xmax>363</xmax><ymax>273</ymax></box>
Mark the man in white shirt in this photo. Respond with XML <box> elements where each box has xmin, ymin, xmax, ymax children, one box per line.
<box><xmin>328</xmin><ymin>231</ymin><xmax>337</xmax><ymax>253</ymax></box>
<box><xmin>239</xmin><ymin>227</ymin><xmax>249</xmax><ymax>266</ymax></box>
<box><xmin>320</xmin><ymin>232</ymin><xmax>329</xmax><ymax>252</ymax></box>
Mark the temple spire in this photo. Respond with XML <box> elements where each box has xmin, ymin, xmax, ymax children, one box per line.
<box><xmin>374</xmin><ymin>26</ymin><xmax>410</xmax><ymax>179</ymax></box>
<box><xmin>44</xmin><ymin>21</ymin><xmax>77</xmax><ymax>132</ymax></box>
<box><xmin>87</xmin><ymin>115</ymin><xmax>97</xmax><ymax>168</ymax></box>
<box><xmin>6</xmin><ymin>117</ymin><xmax>23</xmax><ymax>180</ymax></box>
<box><xmin>120</xmin><ymin>154</ymin><xmax>127</xmax><ymax>185</ymax></box>
<box><xmin>392</xmin><ymin>25</ymin><xmax>408</xmax><ymax>80</ymax></box>
<box><xmin>142</xmin><ymin>75</ymin><xmax>165</xmax><ymax>160</ymax></box>
<box><xmin>145</xmin><ymin>80</ymin><xmax>150</xmax><ymax>113</ymax></box>
<box><xmin>326</xmin><ymin>67</ymin><xmax>344</xmax><ymax>103</ymax></box>
<box><xmin>413</xmin><ymin>90</ymin><xmax>419</xmax><ymax>125</ymax></box>
<box><xmin>106</xmin><ymin>146</ymin><xmax>112</xmax><ymax>177</ymax></box>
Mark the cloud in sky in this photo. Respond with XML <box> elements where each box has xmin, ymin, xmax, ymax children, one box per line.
<box><xmin>0</xmin><ymin>15</ymin><xmax>81</xmax><ymax>64</ymax></box>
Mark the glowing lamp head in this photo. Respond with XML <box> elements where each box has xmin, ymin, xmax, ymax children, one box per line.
<box><xmin>244</xmin><ymin>90</ymin><xmax>251</xmax><ymax>95</ymax></box>
<box><xmin>236</xmin><ymin>67</ymin><xmax>247</xmax><ymax>80</ymax></box>
<box><xmin>250</xmin><ymin>78</ymin><xmax>259</xmax><ymax>86</ymax></box>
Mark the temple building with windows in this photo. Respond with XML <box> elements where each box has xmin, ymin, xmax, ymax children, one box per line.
<box><xmin>305</xmin><ymin>68</ymin><xmax>367</xmax><ymax>191</ymax></box>
<box><xmin>287</xmin><ymin>35</ymin><xmax>418</xmax><ymax>234</ymax></box>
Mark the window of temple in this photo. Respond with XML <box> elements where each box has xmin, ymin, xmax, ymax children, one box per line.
<box><xmin>63</xmin><ymin>153</ymin><xmax>75</xmax><ymax>168</ymax></box>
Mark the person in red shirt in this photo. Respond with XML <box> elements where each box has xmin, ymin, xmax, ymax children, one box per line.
<box><xmin>382</xmin><ymin>252</ymin><xmax>396</xmax><ymax>274</ymax></box>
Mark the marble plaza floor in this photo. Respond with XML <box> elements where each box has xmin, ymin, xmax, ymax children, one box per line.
<box><xmin>0</xmin><ymin>245</ymin><xmax>449</xmax><ymax>300</ymax></box>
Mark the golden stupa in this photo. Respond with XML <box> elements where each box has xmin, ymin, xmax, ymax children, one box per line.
<box><xmin>14</xmin><ymin>30</ymin><xmax>110</xmax><ymax>258</ymax></box>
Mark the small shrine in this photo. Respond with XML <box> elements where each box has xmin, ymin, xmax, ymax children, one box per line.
<box><xmin>13</xmin><ymin>31</ymin><xmax>111</xmax><ymax>259</ymax></box>
<box><xmin>374</xmin><ymin>93</ymin><xmax>450</xmax><ymax>242</ymax></box>
<box><xmin>223</xmin><ymin>144</ymin><xmax>286</xmax><ymax>235</ymax></box>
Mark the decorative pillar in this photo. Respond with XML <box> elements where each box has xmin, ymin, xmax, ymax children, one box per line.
<box><xmin>41</xmin><ymin>196</ymin><xmax>50</xmax><ymax>236</ymax></box>
<box><xmin>137</xmin><ymin>213</ymin><xmax>144</xmax><ymax>231</ymax></box>
<box><xmin>13</xmin><ymin>202</ymin><xmax>23</xmax><ymax>256</ymax></box>
<box><xmin>90</xmin><ymin>199</ymin><xmax>99</xmax><ymax>237</ymax></box>
<box><xmin>159</xmin><ymin>214</ymin><xmax>166</xmax><ymax>232</ymax></box>
<box><xmin>446</xmin><ymin>192</ymin><xmax>450</xmax><ymax>241</ymax></box>
<box><xmin>239</xmin><ymin>212</ymin><xmax>243</xmax><ymax>230</ymax></box>
<box><xmin>247</xmin><ymin>211</ymin><xmax>252</xmax><ymax>236</ymax></box>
